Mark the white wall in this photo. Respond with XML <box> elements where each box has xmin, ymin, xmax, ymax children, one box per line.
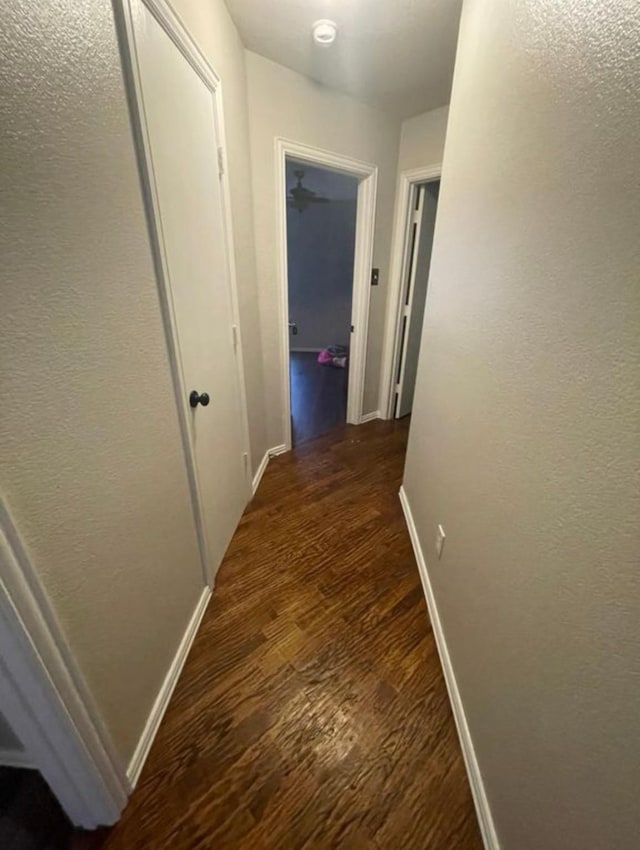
<box><xmin>245</xmin><ymin>50</ymin><xmax>402</xmax><ymax>437</ymax></box>
<box><xmin>287</xmin><ymin>162</ymin><xmax>357</xmax><ymax>351</ymax></box>
<box><xmin>403</xmin><ymin>1</ymin><xmax>640</xmax><ymax>848</ymax></box>
<box><xmin>0</xmin><ymin>0</ymin><xmax>261</xmax><ymax>766</ymax></box>
<box><xmin>397</xmin><ymin>105</ymin><xmax>449</xmax><ymax>173</ymax></box>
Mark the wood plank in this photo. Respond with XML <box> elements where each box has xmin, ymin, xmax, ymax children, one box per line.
<box><xmin>85</xmin><ymin>420</ymin><xmax>482</xmax><ymax>850</ymax></box>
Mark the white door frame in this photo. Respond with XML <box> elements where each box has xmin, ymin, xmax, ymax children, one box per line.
<box><xmin>275</xmin><ymin>138</ymin><xmax>378</xmax><ymax>450</ymax></box>
<box><xmin>0</xmin><ymin>500</ymin><xmax>130</xmax><ymax>828</ymax></box>
<box><xmin>114</xmin><ymin>0</ymin><xmax>252</xmax><ymax>586</ymax></box>
<box><xmin>379</xmin><ymin>164</ymin><xmax>442</xmax><ymax>419</ymax></box>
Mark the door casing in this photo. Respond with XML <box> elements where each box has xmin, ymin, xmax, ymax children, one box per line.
<box><xmin>275</xmin><ymin>139</ymin><xmax>378</xmax><ymax>452</ymax></box>
<box><xmin>379</xmin><ymin>164</ymin><xmax>442</xmax><ymax>420</ymax></box>
<box><xmin>395</xmin><ymin>182</ymin><xmax>439</xmax><ymax>418</ymax></box>
<box><xmin>0</xmin><ymin>499</ymin><xmax>129</xmax><ymax>828</ymax></box>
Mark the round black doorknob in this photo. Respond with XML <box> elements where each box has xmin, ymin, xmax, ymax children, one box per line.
<box><xmin>189</xmin><ymin>390</ymin><xmax>210</xmax><ymax>408</ymax></box>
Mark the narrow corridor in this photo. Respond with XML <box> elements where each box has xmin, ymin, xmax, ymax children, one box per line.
<box><xmin>99</xmin><ymin>421</ymin><xmax>482</xmax><ymax>849</ymax></box>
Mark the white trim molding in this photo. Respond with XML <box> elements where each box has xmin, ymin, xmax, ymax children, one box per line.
<box><xmin>360</xmin><ymin>410</ymin><xmax>380</xmax><ymax>424</ymax></box>
<box><xmin>0</xmin><ymin>500</ymin><xmax>129</xmax><ymax>828</ymax></box>
<box><xmin>251</xmin><ymin>439</ymin><xmax>294</xmax><ymax>495</ymax></box>
<box><xmin>275</xmin><ymin>137</ymin><xmax>378</xmax><ymax>451</ymax></box>
<box><xmin>0</xmin><ymin>749</ymin><xmax>34</xmax><ymax>770</ymax></box>
<box><xmin>269</xmin><ymin>444</ymin><xmax>288</xmax><ymax>457</ymax></box>
<box><xmin>399</xmin><ymin>486</ymin><xmax>500</xmax><ymax>850</ymax></box>
<box><xmin>127</xmin><ymin>587</ymin><xmax>211</xmax><ymax>786</ymax></box>
<box><xmin>379</xmin><ymin>164</ymin><xmax>442</xmax><ymax>420</ymax></box>
<box><xmin>251</xmin><ymin>449</ymin><xmax>271</xmax><ymax>496</ymax></box>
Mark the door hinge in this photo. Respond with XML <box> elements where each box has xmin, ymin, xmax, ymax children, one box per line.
<box><xmin>232</xmin><ymin>324</ymin><xmax>239</xmax><ymax>350</ymax></box>
<box><xmin>370</xmin><ymin>268</ymin><xmax>379</xmax><ymax>286</ymax></box>
<box><xmin>217</xmin><ymin>146</ymin><xmax>225</xmax><ymax>178</ymax></box>
<box><xmin>350</xmin><ymin>324</ymin><xmax>354</xmax><ymax>333</ymax></box>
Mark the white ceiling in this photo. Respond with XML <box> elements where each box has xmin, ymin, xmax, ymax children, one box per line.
<box><xmin>224</xmin><ymin>0</ymin><xmax>463</xmax><ymax>120</ymax></box>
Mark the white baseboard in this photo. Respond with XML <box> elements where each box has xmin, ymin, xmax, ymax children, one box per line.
<box><xmin>127</xmin><ymin>586</ymin><xmax>211</xmax><ymax>786</ymax></box>
<box><xmin>359</xmin><ymin>410</ymin><xmax>380</xmax><ymax>424</ymax></box>
<box><xmin>251</xmin><ymin>449</ymin><xmax>270</xmax><ymax>496</ymax></box>
<box><xmin>269</xmin><ymin>444</ymin><xmax>288</xmax><ymax>457</ymax></box>
<box><xmin>290</xmin><ymin>347</ymin><xmax>322</xmax><ymax>353</ymax></box>
<box><xmin>252</xmin><ymin>443</ymin><xmax>293</xmax><ymax>495</ymax></box>
<box><xmin>0</xmin><ymin>748</ymin><xmax>34</xmax><ymax>769</ymax></box>
<box><xmin>399</xmin><ymin>486</ymin><xmax>500</xmax><ymax>850</ymax></box>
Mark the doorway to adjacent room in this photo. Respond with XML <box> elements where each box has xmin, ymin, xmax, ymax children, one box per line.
<box><xmin>276</xmin><ymin>140</ymin><xmax>378</xmax><ymax>451</ymax></box>
<box><xmin>285</xmin><ymin>159</ymin><xmax>358</xmax><ymax>445</ymax></box>
<box><xmin>380</xmin><ymin>167</ymin><xmax>442</xmax><ymax>420</ymax></box>
<box><xmin>393</xmin><ymin>179</ymin><xmax>440</xmax><ymax>418</ymax></box>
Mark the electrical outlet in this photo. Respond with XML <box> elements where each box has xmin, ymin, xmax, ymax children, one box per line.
<box><xmin>435</xmin><ymin>524</ymin><xmax>446</xmax><ymax>559</ymax></box>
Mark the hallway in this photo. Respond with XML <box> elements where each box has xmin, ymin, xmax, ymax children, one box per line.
<box><xmin>99</xmin><ymin>421</ymin><xmax>482</xmax><ymax>849</ymax></box>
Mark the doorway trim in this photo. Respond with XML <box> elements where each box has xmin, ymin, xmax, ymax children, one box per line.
<box><xmin>379</xmin><ymin>164</ymin><xmax>442</xmax><ymax>419</ymax></box>
<box><xmin>275</xmin><ymin>138</ymin><xmax>378</xmax><ymax>450</ymax></box>
<box><xmin>114</xmin><ymin>0</ymin><xmax>252</xmax><ymax>587</ymax></box>
<box><xmin>0</xmin><ymin>500</ymin><xmax>130</xmax><ymax>828</ymax></box>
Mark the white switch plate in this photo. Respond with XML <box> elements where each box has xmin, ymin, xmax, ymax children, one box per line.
<box><xmin>436</xmin><ymin>524</ymin><xmax>446</xmax><ymax>559</ymax></box>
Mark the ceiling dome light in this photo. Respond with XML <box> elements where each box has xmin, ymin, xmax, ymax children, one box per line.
<box><xmin>312</xmin><ymin>19</ymin><xmax>337</xmax><ymax>46</ymax></box>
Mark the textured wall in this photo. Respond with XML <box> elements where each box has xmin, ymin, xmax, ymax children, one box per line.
<box><xmin>245</xmin><ymin>51</ymin><xmax>401</xmax><ymax>437</ymax></box>
<box><xmin>0</xmin><ymin>0</ymin><xmax>204</xmax><ymax>762</ymax></box>
<box><xmin>403</xmin><ymin>0</ymin><xmax>640</xmax><ymax>847</ymax></box>
<box><xmin>397</xmin><ymin>105</ymin><xmax>449</xmax><ymax>173</ymax></box>
<box><xmin>169</xmin><ymin>0</ymin><xmax>269</xmax><ymax>472</ymax></box>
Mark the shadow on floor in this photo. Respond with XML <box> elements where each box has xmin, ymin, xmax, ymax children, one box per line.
<box><xmin>290</xmin><ymin>351</ymin><xmax>347</xmax><ymax>445</ymax></box>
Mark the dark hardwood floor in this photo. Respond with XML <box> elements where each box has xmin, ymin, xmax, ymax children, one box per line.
<box><xmin>95</xmin><ymin>420</ymin><xmax>482</xmax><ymax>850</ymax></box>
<box><xmin>290</xmin><ymin>352</ymin><xmax>347</xmax><ymax>445</ymax></box>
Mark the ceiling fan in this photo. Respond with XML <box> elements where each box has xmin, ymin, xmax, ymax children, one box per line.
<box><xmin>287</xmin><ymin>168</ymin><xmax>330</xmax><ymax>213</ymax></box>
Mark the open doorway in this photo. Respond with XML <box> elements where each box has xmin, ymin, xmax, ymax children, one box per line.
<box><xmin>380</xmin><ymin>168</ymin><xmax>441</xmax><ymax>420</ymax></box>
<box><xmin>394</xmin><ymin>180</ymin><xmax>440</xmax><ymax>418</ymax></box>
<box><xmin>285</xmin><ymin>160</ymin><xmax>358</xmax><ymax>445</ymax></box>
<box><xmin>276</xmin><ymin>139</ymin><xmax>378</xmax><ymax>451</ymax></box>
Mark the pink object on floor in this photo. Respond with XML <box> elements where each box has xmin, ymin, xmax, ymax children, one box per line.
<box><xmin>318</xmin><ymin>345</ymin><xmax>348</xmax><ymax>368</ymax></box>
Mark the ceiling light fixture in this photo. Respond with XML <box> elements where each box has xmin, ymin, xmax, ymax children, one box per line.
<box><xmin>312</xmin><ymin>19</ymin><xmax>337</xmax><ymax>46</ymax></box>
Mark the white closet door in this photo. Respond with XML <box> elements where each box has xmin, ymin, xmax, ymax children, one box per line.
<box><xmin>396</xmin><ymin>183</ymin><xmax>439</xmax><ymax>418</ymax></box>
<box><xmin>131</xmin><ymin>0</ymin><xmax>248</xmax><ymax>576</ymax></box>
